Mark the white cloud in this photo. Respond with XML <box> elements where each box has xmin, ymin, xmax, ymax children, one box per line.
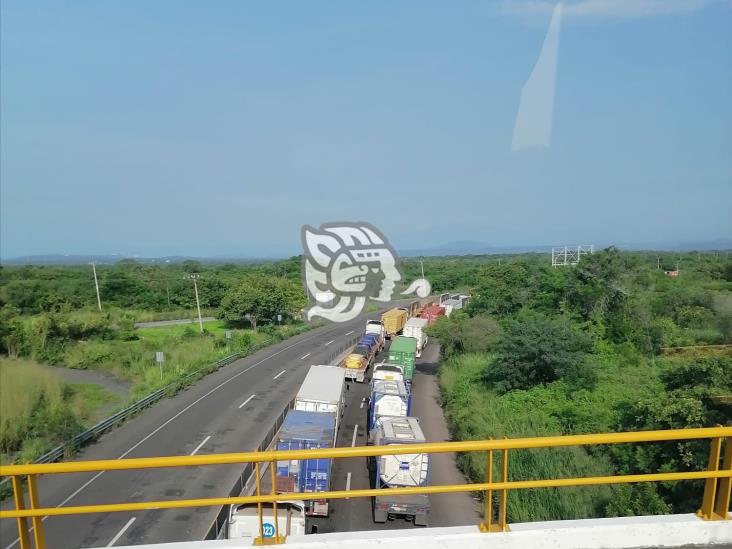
<box><xmin>502</xmin><ymin>0</ymin><xmax>727</xmax><ymax>19</ymax></box>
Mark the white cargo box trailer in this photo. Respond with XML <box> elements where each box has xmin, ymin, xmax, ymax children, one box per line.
<box><xmin>402</xmin><ymin>317</ymin><xmax>428</xmax><ymax>357</ymax></box>
<box><xmin>294</xmin><ymin>365</ymin><xmax>346</xmax><ymax>435</ymax></box>
<box><xmin>441</xmin><ymin>298</ymin><xmax>462</xmax><ymax>317</ymax></box>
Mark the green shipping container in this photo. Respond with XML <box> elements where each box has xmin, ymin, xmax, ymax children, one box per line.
<box><xmin>388</xmin><ymin>336</ymin><xmax>417</xmax><ymax>380</ymax></box>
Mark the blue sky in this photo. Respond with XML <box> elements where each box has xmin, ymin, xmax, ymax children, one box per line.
<box><xmin>1</xmin><ymin>1</ymin><xmax>730</xmax><ymax>258</ymax></box>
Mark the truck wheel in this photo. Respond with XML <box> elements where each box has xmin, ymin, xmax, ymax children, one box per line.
<box><xmin>414</xmin><ymin>514</ymin><xmax>428</xmax><ymax>527</ymax></box>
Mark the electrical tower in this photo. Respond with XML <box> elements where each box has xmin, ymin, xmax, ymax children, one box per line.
<box><xmin>552</xmin><ymin>245</ymin><xmax>594</xmax><ymax>267</ymax></box>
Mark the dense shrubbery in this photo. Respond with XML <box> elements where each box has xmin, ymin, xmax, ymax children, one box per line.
<box><xmin>428</xmin><ymin>248</ymin><xmax>731</xmax><ymax>521</ymax></box>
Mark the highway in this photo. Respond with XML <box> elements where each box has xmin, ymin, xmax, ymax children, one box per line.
<box><xmin>310</xmin><ymin>340</ymin><xmax>480</xmax><ymax>534</ymax></box>
<box><xmin>0</xmin><ymin>309</ymin><xmax>379</xmax><ymax>548</ymax></box>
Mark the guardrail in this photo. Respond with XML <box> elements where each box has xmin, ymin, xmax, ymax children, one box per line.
<box><xmin>0</xmin><ymin>335</ymin><xmax>288</xmax><ymax>494</ymax></box>
<box><xmin>2</xmin><ymin>427</ymin><xmax>730</xmax><ymax>549</ymax></box>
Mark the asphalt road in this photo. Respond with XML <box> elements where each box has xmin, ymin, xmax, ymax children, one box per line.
<box><xmin>0</xmin><ymin>309</ymin><xmax>388</xmax><ymax>549</ymax></box>
<box><xmin>309</xmin><ymin>340</ymin><xmax>480</xmax><ymax>534</ymax></box>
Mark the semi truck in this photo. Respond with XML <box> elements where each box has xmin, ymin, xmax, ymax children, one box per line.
<box><xmin>371</xmin><ymin>362</ymin><xmax>405</xmax><ymax>383</ymax></box>
<box><xmin>372</xmin><ymin>417</ymin><xmax>430</xmax><ymax>526</ymax></box>
<box><xmin>368</xmin><ymin>379</ymin><xmax>411</xmax><ymax>438</ymax></box>
<box><xmin>275</xmin><ymin>410</ymin><xmax>336</xmax><ymax>517</ymax></box>
<box><xmin>441</xmin><ymin>298</ymin><xmax>462</xmax><ymax>317</ymax></box>
<box><xmin>294</xmin><ymin>365</ymin><xmax>346</xmax><ymax>433</ymax></box>
<box><xmin>381</xmin><ymin>308</ymin><xmax>408</xmax><ymax>339</ymax></box>
<box><xmin>365</xmin><ymin>319</ymin><xmax>386</xmax><ymax>346</ymax></box>
<box><xmin>387</xmin><ymin>336</ymin><xmax>417</xmax><ymax>383</ymax></box>
<box><xmin>402</xmin><ymin>318</ymin><xmax>428</xmax><ymax>358</ymax></box>
<box><xmin>420</xmin><ymin>304</ymin><xmax>445</xmax><ymax>325</ymax></box>
<box><xmin>343</xmin><ymin>351</ymin><xmax>369</xmax><ymax>383</ymax></box>
<box><xmin>227</xmin><ymin>501</ymin><xmax>307</xmax><ymax>541</ymax></box>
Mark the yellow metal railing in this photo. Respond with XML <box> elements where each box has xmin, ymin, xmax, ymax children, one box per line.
<box><xmin>1</xmin><ymin>427</ymin><xmax>730</xmax><ymax>548</ymax></box>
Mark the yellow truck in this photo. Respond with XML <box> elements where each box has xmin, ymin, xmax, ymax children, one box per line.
<box><xmin>381</xmin><ymin>308</ymin><xmax>408</xmax><ymax>339</ymax></box>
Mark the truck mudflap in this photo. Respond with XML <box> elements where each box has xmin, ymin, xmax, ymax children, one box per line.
<box><xmin>306</xmin><ymin>500</ymin><xmax>329</xmax><ymax>517</ymax></box>
<box><xmin>373</xmin><ymin>494</ymin><xmax>429</xmax><ymax>524</ymax></box>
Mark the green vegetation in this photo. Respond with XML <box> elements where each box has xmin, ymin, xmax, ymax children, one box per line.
<box><xmin>0</xmin><ymin>259</ymin><xmax>314</xmax><ymax>464</ymax></box>
<box><xmin>427</xmin><ymin>248</ymin><xmax>732</xmax><ymax>521</ymax></box>
<box><xmin>0</xmin><ymin>358</ymin><xmax>119</xmax><ymax>463</ymax></box>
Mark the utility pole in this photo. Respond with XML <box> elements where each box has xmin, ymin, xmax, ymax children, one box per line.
<box><xmin>419</xmin><ymin>258</ymin><xmax>425</xmax><ymax>280</ymax></box>
<box><xmin>90</xmin><ymin>262</ymin><xmax>102</xmax><ymax>311</ymax></box>
<box><xmin>188</xmin><ymin>274</ymin><xmax>204</xmax><ymax>332</ymax></box>
<box><xmin>657</xmin><ymin>257</ymin><xmax>661</xmax><ymax>270</ymax></box>
<box><xmin>165</xmin><ymin>280</ymin><xmax>171</xmax><ymax>307</ymax></box>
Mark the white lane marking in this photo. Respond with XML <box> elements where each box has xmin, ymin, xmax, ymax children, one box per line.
<box><xmin>273</xmin><ymin>370</ymin><xmax>286</xmax><ymax>380</ymax></box>
<box><xmin>238</xmin><ymin>394</ymin><xmax>256</xmax><ymax>409</ymax></box>
<box><xmin>300</xmin><ymin>353</ymin><xmax>311</xmax><ymax>360</ymax></box>
<box><xmin>345</xmin><ymin>331</ymin><xmax>354</xmax><ymax>336</ymax></box>
<box><xmin>190</xmin><ymin>435</ymin><xmax>211</xmax><ymax>456</ymax></box>
<box><xmin>360</xmin><ymin>398</ymin><xmax>366</xmax><ymax>409</ymax></box>
<box><xmin>324</xmin><ymin>339</ymin><xmax>335</xmax><ymax>346</ymax></box>
<box><xmin>351</xmin><ymin>424</ymin><xmax>359</xmax><ymax>447</ymax></box>
<box><xmin>345</xmin><ymin>472</ymin><xmax>352</xmax><ymax>499</ymax></box>
<box><xmin>2</xmin><ymin>330</ymin><xmax>333</xmax><ymax>549</ymax></box>
<box><xmin>106</xmin><ymin>517</ymin><xmax>136</xmax><ymax>547</ymax></box>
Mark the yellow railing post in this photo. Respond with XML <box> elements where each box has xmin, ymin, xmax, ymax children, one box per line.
<box><xmin>699</xmin><ymin>437</ymin><xmax>722</xmax><ymax>519</ymax></box>
<box><xmin>267</xmin><ymin>459</ymin><xmax>285</xmax><ymax>544</ymax></box>
<box><xmin>27</xmin><ymin>475</ymin><xmax>46</xmax><ymax>549</ymax></box>
<box><xmin>499</xmin><ymin>448</ymin><xmax>509</xmax><ymax>531</ymax></box>
<box><xmin>713</xmin><ymin>437</ymin><xmax>731</xmax><ymax>520</ymax></box>
<box><xmin>11</xmin><ymin>476</ymin><xmax>31</xmax><ymax>549</ymax></box>
<box><xmin>253</xmin><ymin>462</ymin><xmax>264</xmax><ymax>546</ymax></box>
<box><xmin>480</xmin><ymin>448</ymin><xmax>499</xmax><ymax>532</ymax></box>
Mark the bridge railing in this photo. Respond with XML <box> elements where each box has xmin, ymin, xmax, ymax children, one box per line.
<box><xmin>1</xmin><ymin>427</ymin><xmax>730</xmax><ymax>548</ymax></box>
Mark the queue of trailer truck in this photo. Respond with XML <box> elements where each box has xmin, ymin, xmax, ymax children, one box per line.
<box><xmin>227</xmin><ymin>294</ymin><xmax>468</xmax><ymax>542</ymax></box>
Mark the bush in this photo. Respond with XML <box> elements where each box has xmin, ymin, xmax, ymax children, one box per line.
<box><xmin>486</xmin><ymin>313</ymin><xmax>595</xmax><ymax>393</ymax></box>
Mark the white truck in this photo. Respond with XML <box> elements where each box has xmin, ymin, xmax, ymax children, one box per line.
<box><xmin>372</xmin><ymin>362</ymin><xmax>405</xmax><ymax>383</ymax></box>
<box><xmin>365</xmin><ymin>319</ymin><xmax>386</xmax><ymax>348</ymax></box>
<box><xmin>227</xmin><ymin>501</ymin><xmax>307</xmax><ymax>542</ymax></box>
<box><xmin>402</xmin><ymin>317</ymin><xmax>428</xmax><ymax>357</ymax></box>
<box><xmin>441</xmin><ymin>298</ymin><xmax>463</xmax><ymax>317</ymax></box>
<box><xmin>294</xmin><ymin>365</ymin><xmax>346</xmax><ymax>434</ymax></box>
<box><xmin>372</xmin><ymin>417</ymin><xmax>430</xmax><ymax>526</ymax></box>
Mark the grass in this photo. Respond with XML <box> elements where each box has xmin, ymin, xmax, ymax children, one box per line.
<box><xmin>61</xmin><ymin>321</ymin><xmax>313</xmax><ymax>400</ymax></box>
<box><xmin>0</xmin><ymin>358</ymin><xmax>119</xmax><ymax>464</ymax></box>
<box><xmin>438</xmin><ymin>352</ymin><xmax>667</xmax><ymax>522</ymax></box>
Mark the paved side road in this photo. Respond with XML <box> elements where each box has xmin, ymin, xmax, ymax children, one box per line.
<box><xmin>133</xmin><ymin>317</ymin><xmax>217</xmax><ymax>328</ymax></box>
<box><xmin>0</xmin><ymin>311</ymin><xmax>377</xmax><ymax>549</ymax></box>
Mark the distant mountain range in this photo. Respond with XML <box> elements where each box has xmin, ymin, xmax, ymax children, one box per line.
<box><xmin>3</xmin><ymin>239</ymin><xmax>730</xmax><ymax>265</ymax></box>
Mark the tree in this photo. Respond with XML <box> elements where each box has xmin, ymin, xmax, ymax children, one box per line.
<box><xmin>426</xmin><ymin>312</ymin><xmax>502</xmax><ymax>358</ymax></box>
<box><xmin>467</xmin><ymin>263</ymin><xmax>528</xmax><ymax>317</ymax></box>
<box><xmin>486</xmin><ymin>312</ymin><xmax>595</xmax><ymax>393</ymax></box>
<box><xmin>219</xmin><ymin>276</ymin><xmax>306</xmax><ymax>330</ymax></box>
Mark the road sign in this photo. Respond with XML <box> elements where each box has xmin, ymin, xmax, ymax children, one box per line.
<box><xmin>225</xmin><ymin>330</ymin><xmax>232</xmax><ymax>340</ymax></box>
<box><xmin>277</xmin><ymin>314</ymin><xmax>282</xmax><ymax>324</ymax></box>
<box><xmin>262</xmin><ymin>522</ymin><xmax>275</xmax><ymax>538</ymax></box>
<box><xmin>155</xmin><ymin>351</ymin><xmax>165</xmax><ymax>363</ymax></box>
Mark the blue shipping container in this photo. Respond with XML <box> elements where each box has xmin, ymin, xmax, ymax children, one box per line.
<box><xmin>275</xmin><ymin>410</ymin><xmax>335</xmax><ymax>494</ymax></box>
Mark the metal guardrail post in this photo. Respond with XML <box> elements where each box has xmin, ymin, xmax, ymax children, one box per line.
<box><xmin>479</xmin><ymin>448</ymin><xmax>495</xmax><ymax>532</ymax></box>
<box><xmin>11</xmin><ymin>476</ymin><xmax>30</xmax><ymax>549</ymax></box>
<box><xmin>27</xmin><ymin>475</ymin><xmax>46</xmax><ymax>549</ymax></box>
<box><xmin>715</xmin><ymin>438</ymin><xmax>731</xmax><ymax>519</ymax></box>
<box><xmin>700</xmin><ymin>437</ymin><xmax>723</xmax><ymax>519</ymax></box>
<box><xmin>499</xmin><ymin>448</ymin><xmax>509</xmax><ymax>531</ymax></box>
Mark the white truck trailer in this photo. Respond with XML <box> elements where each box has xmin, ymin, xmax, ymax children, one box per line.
<box><xmin>372</xmin><ymin>417</ymin><xmax>430</xmax><ymax>526</ymax></box>
<box><xmin>294</xmin><ymin>365</ymin><xmax>346</xmax><ymax>434</ymax></box>
<box><xmin>402</xmin><ymin>317</ymin><xmax>428</xmax><ymax>357</ymax></box>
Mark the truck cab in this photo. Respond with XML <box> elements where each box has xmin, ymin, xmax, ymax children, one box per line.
<box><xmin>227</xmin><ymin>501</ymin><xmax>307</xmax><ymax>542</ymax></box>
